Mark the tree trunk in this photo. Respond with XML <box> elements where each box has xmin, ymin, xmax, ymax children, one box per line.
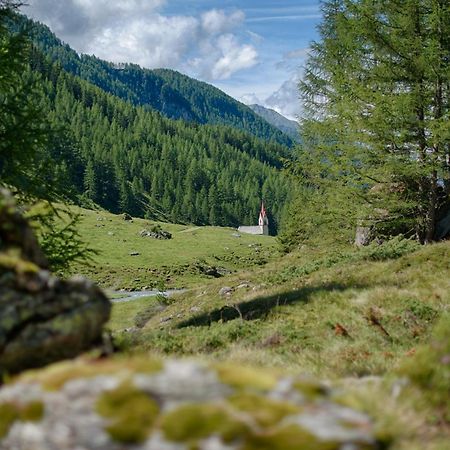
<box><xmin>424</xmin><ymin>170</ymin><xmax>438</xmax><ymax>244</ymax></box>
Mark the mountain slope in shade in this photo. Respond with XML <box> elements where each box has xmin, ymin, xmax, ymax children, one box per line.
<box><xmin>25</xmin><ymin>43</ymin><xmax>293</xmax><ymax>231</ymax></box>
<box><xmin>249</xmin><ymin>104</ymin><xmax>300</xmax><ymax>142</ymax></box>
<box><xmin>22</xmin><ymin>16</ymin><xmax>293</xmax><ymax>147</ymax></box>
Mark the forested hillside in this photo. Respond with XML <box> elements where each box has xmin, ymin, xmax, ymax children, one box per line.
<box><xmin>23</xmin><ymin>16</ymin><xmax>293</xmax><ymax>147</ymax></box>
<box><xmin>31</xmin><ymin>50</ymin><xmax>292</xmax><ymax>229</ymax></box>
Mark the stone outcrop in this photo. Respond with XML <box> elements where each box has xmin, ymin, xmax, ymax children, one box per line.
<box><xmin>0</xmin><ymin>190</ymin><xmax>111</xmax><ymax>375</ymax></box>
<box><xmin>0</xmin><ymin>357</ymin><xmax>385</xmax><ymax>450</ymax></box>
<box><xmin>139</xmin><ymin>228</ymin><xmax>172</xmax><ymax>240</ymax></box>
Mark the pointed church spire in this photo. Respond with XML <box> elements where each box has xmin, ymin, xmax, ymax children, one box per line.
<box><xmin>258</xmin><ymin>201</ymin><xmax>269</xmax><ymax>233</ymax></box>
<box><xmin>238</xmin><ymin>201</ymin><xmax>269</xmax><ymax>235</ymax></box>
<box><xmin>258</xmin><ymin>202</ymin><xmax>265</xmax><ymax>226</ymax></box>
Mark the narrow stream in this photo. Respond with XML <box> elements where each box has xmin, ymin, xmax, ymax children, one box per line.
<box><xmin>110</xmin><ymin>289</ymin><xmax>185</xmax><ymax>303</ymax></box>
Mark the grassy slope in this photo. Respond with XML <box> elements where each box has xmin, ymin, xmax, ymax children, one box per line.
<box><xmin>109</xmin><ymin>239</ymin><xmax>450</xmax><ymax>449</ymax></box>
<box><xmin>112</xmin><ymin>239</ymin><xmax>450</xmax><ymax>377</ymax></box>
<box><xmin>71</xmin><ymin>207</ymin><xmax>450</xmax><ymax>448</ymax></box>
<box><xmin>69</xmin><ymin>206</ymin><xmax>276</xmax><ymax>290</ymax></box>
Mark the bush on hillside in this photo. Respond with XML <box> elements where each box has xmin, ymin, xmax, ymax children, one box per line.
<box><xmin>358</xmin><ymin>236</ymin><xmax>420</xmax><ymax>262</ymax></box>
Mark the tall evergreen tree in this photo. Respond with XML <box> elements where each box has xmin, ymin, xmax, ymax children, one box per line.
<box><xmin>295</xmin><ymin>0</ymin><xmax>450</xmax><ymax>244</ymax></box>
<box><xmin>0</xmin><ymin>2</ymin><xmax>92</xmax><ymax>270</ymax></box>
<box><xmin>0</xmin><ymin>1</ymin><xmax>48</xmax><ymax>195</ymax></box>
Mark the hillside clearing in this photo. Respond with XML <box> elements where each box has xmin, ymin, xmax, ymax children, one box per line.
<box><xmin>108</xmin><ymin>239</ymin><xmax>450</xmax><ymax>449</ymax></box>
<box><xmin>67</xmin><ymin>206</ymin><xmax>276</xmax><ymax>291</ymax></box>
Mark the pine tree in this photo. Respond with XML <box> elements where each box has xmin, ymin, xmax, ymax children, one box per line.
<box><xmin>296</xmin><ymin>0</ymin><xmax>450</xmax><ymax>244</ymax></box>
<box><xmin>0</xmin><ymin>1</ymin><xmax>49</xmax><ymax>195</ymax></box>
<box><xmin>0</xmin><ymin>2</ymin><xmax>92</xmax><ymax>270</ymax></box>
<box><xmin>83</xmin><ymin>159</ymin><xmax>99</xmax><ymax>203</ymax></box>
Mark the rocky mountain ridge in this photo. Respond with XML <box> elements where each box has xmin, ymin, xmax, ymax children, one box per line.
<box><xmin>249</xmin><ymin>104</ymin><xmax>300</xmax><ymax>142</ymax></box>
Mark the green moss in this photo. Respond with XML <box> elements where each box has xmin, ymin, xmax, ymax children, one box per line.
<box><xmin>228</xmin><ymin>393</ymin><xmax>300</xmax><ymax>427</ymax></box>
<box><xmin>0</xmin><ymin>401</ymin><xmax>44</xmax><ymax>439</ymax></box>
<box><xmin>0</xmin><ymin>251</ymin><xmax>39</xmax><ymax>274</ymax></box>
<box><xmin>20</xmin><ymin>401</ymin><xmax>44</xmax><ymax>421</ymax></box>
<box><xmin>242</xmin><ymin>424</ymin><xmax>338</xmax><ymax>450</ymax></box>
<box><xmin>215</xmin><ymin>364</ymin><xmax>277</xmax><ymax>391</ymax></box>
<box><xmin>96</xmin><ymin>382</ymin><xmax>159</xmax><ymax>443</ymax></box>
<box><xmin>22</xmin><ymin>356</ymin><xmax>162</xmax><ymax>391</ymax></box>
<box><xmin>161</xmin><ymin>403</ymin><xmax>248</xmax><ymax>445</ymax></box>
<box><xmin>0</xmin><ymin>403</ymin><xmax>19</xmax><ymax>439</ymax></box>
<box><xmin>293</xmin><ymin>379</ymin><xmax>329</xmax><ymax>400</ymax></box>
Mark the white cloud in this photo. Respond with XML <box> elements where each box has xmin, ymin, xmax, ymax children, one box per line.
<box><xmin>230</xmin><ymin>77</ymin><xmax>302</xmax><ymax>121</ymax></box>
<box><xmin>246</xmin><ymin>14</ymin><xmax>321</xmax><ymax>23</ymax></box>
<box><xmin>201</xmin><ymin>9</ymin><xmax>244</xmax><ymax>35</ymax></box>
<box><xmin>275</xmin><ymin>47</ymin><xmax>310</xmax><ymax>72</ymax></box>
<box><xmin>209</xmin><ymin>34</ymin><xmax>258</xmax><ymax>80</ymax></box>
<box><xmin>24</xmin><ymin>0</ymin><xmax>257</xmax><ymax>81</ymax></box>
<box><xmin>25</xmin><ymin>0</ymin><xmax>166</xmax><ymax>45</ymax></box>
<box><xmin>239</xmin><ymin>93</ymin><xmax>262</xmax><ymax>105</ymax></box>
<box><xmin>246</xmin><ymin>30</ymin><xmax>264</xmax><ymax>44</ymax></box>
<box><xmin>264</xmin><ymin>75</ymin><xmax>302</xmax><ymax>120</ymax></box>
<box><xmin>87</xmin><ymin>15</ymin><xmax>199</xmax><ymax>69</ymax></box>
<box><xmin>284</xmin><ymin>47</ymin><xmax>310</xmax><ymax>60</ymax></box>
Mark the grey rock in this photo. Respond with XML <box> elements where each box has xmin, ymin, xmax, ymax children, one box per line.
<box><xmin>0</xmin><ymin>359</ymin><xmax>381</xmax><ymax>450</ymax></box>
<box><xmin>248</xmin><ymin>104</ymin><xmax>300</xmax><ymax>142</ymax></box>
<box><xmin>140</xmin><ymin>228</ymin><xmax>172</xmax><ymax>240</ymax></box>
<box><xmin>355</xmin><ymin>226</ymin><xmax>372</xmax><ymax>247</ymax></box>
<box><xmin>134</xmin><ymin>360</ymin><xmax>232</xmax><ymax>407</ymax></box>
<box><xmin>290</xmin><ymin>403</ymin><xmax>376</xmax><ymax>445</ymax></box>
<box><xmin>219</xmin><ymin>286</ymin><xmax>233</xmax><ymax>296</ymax></box>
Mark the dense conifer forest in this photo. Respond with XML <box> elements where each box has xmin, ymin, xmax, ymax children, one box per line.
<box><xmin>34</xmin><ymin>53</ymin><xmax>293</xmax><ymax>228</ymax></box>
<box><xmin>24</xmin><ymin>16</ymin><xmax>293</xmax><ymax>147</ymax></box>
<box><xmin>1</xmin><ymin>15</ymin><xmax>296</xmax><ymax>231</ymax></box>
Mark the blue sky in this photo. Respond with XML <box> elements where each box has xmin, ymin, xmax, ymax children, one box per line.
<box><xmin>24</xmin><ymin>0</ymin><xmax>322</xmax><ymax>119</ymax></box>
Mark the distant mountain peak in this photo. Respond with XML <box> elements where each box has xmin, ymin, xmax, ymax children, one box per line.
<box><xmin>248</xmin><ymin>104</ymin><xmax>300</xmax><ymax>142</ymax></box>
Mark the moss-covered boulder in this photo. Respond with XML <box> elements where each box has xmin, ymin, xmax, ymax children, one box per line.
<box><xmin>0</xmin><ymin>357</ymin><xmax>386</xmax><ymax>450</ymax></box>
<box><xmin>0</xmin><ymin>190</ymin><xmax>111</xmax><ymax>375</ymax></box>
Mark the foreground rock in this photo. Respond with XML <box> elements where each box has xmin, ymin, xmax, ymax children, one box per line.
<box><xmin>0</xmin><ymin>357</ymin><xmax>385</xmax><ymax>450</ymax></box>
<box><xmin>0</xmin><ymin>190</ymin><xmax>111</xmax><ymax>375</ymax></box>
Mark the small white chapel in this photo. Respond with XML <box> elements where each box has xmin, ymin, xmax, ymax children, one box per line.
<box><xmin>238</xmin><ymin>202</ymin><xmax>269</xmax><ymax>236</ymax></box>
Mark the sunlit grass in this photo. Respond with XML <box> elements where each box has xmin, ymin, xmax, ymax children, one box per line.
<box><xmin>109</xmin><ymin>240</ymin><xmax>450</xmax><ymax>379</ymax></box>
<box><xmin>66</xmin><ymin>206</ymin><xmax>276</xmax><ymax>290</ymax></box>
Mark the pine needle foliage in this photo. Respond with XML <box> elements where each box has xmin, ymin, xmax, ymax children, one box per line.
<box><xmin>0</xmin><ymin>1</ymin><xmax>92</xmax><ymax>271</ymax></box>
<box><xmin>289</xmin><ymin>0</ymin><xmax>450</xmax><ymax>247</ymax></box>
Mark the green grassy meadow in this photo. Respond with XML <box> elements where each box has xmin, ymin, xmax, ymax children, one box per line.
<box><xmin>68</xmin><ymin>206</ymin><xmax>276</xmax><ymax>290</ymax></box>
<box><xmin>111</xmin><ymin>239</ymin><xmax>450</xmax><ymax>378</ymax></box>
